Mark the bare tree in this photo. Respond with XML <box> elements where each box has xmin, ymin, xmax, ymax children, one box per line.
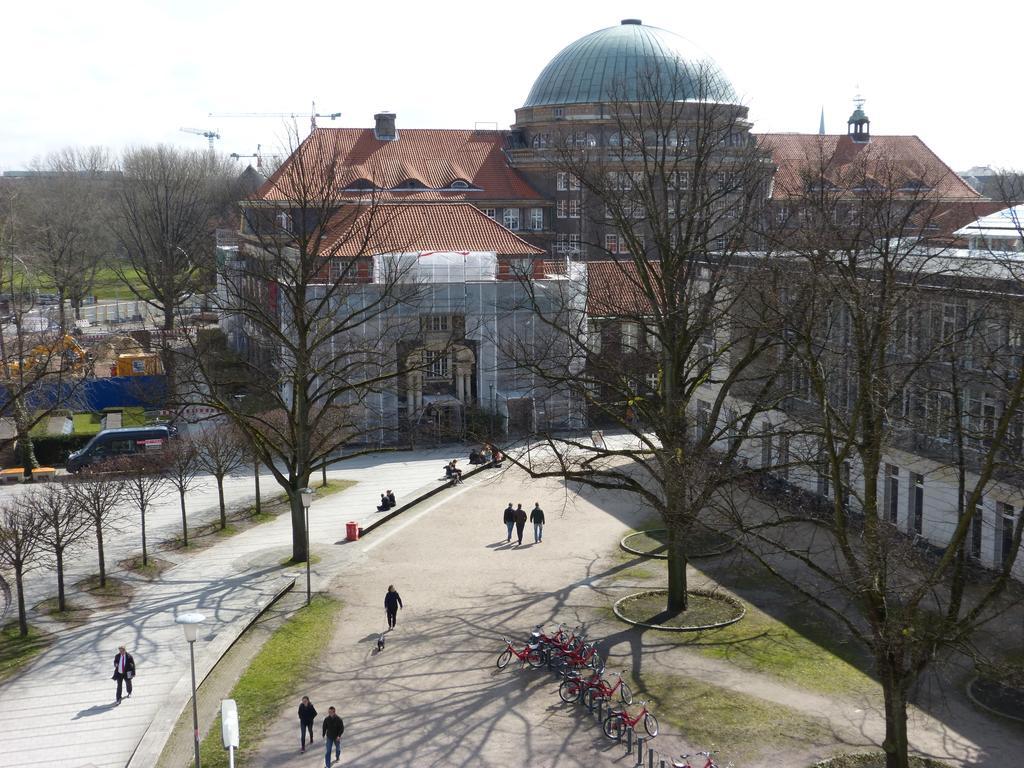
<box><xmin>0</xmin><ymin>496</ymin><xmax>45</xmax><ymax>636</ymax></box>
<box><xmin>22</xmin><ymin>147</ymin><xmax>114</xmax><ymax>329</ymax></box>
<box><xmin>195</xmin><ymin>424</ymin><xmax>247</xmax><ymax>529</ymax></box>
<box><xmin>729</xmin><ymin>143</ymin><xmax>1024</xmax><ymax>768</ymax></box>
<box><xmin>110</xmin><ymin>145</ymin><xmax>239</xmax><ymax>331</ymax></box>
<box><xmin>31</xmin><ymin>482</ymin><xmax>91</xmax><ymax>612</ymax></box>
<box><xmin>114</xmin><ymin>455</ymin><xmax>170</xmax><ymax>567</ymax></box>
<box><xmin>179</xmin><ymin>126</ymin><xmax>422</xmax><ymax>562</ymax></box>
<box><xmin>68</xmin><ymin>471</ymin><xmax>126</xmax><ymax>587</ymax></box>
<box><xmin>163</xmin><ymin>437</ymin><xmax>202</xmax><ymax>545</ymax></box>
<box><xmin>504</xmin><ymin>67</ymin><xmax>784</xmax><ymax>613</ymax></box>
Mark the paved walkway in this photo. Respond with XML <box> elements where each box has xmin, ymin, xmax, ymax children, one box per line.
<box><xmin>249</xmin><ymin>467</ymin><xmax>1024</xmax><ymax>768</ymax></box>
<box><xmin>0</xmin><ymin>448</ymin><xmax>463</xmax><ymax>768</ymax></box>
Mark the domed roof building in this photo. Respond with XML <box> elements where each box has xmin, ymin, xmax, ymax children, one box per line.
<box><xmin>522</xmin><ymin>19</ymin><xmax>735</xmax><ymax>109</ymax></box>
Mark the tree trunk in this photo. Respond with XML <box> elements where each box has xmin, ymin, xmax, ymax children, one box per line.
<box><xmin>881</xmin><ymin>664</ymin><xmax>911</xmax><ymax>768</ymax></box>
<box><xmin>253</xmin><ymin>460</ymin><xmax>261</xmax><ymax>515</ymax></box>
<box><xmin>56</xmin><ymin>549</ymin><xmax>65</xmax><ymax>612</ymax></box>
<box><xmin>217</xmin><ymin>477</ymin><xmax>227</xmax><ymax>529</ymax></box>
<box><xmin>290</xmin><ymin>489</ymin><xmax>308</xmax><ymax>562</ymax></box>
<box><xmin>15</xmin><ymin>569</ymin><xmax>27</xmax><ymax>637</ymax></box>
<box><xmin>666</xmin><ymin>527</ymin><xmax>689</xmax><ymax>612</ymax></box>
<box><xmin>140</xmin><ymin>502</ymin><xmax>148</xmax><ymax>566</ymax></box>
<box><xmin>179</xmin><ymin>491</ymin><xmax>188</xmax><ymax>546</ymax></box>
<box><xmin>95</xmin><ymin>520</ymin><xmax>106</xmax><ymax>587</ymax></box>
<box><xmin>321</xmin><ymin>464</ymin><xmax>328</xmax><ymax>488</ymax></box>
<box><xmin>57</xmin><ymin>288</ymin><xmax>67</xmax><ymax>333</ymax></box>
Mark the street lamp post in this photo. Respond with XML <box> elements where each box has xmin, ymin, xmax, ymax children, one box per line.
<box><xmin>489</xmin><ymin>383</ymin><xmax>495</xmax><ymax>438</ymax></box>
<box><xmin>176</xmin><ymin>612</ymin><xmax>206</xmax><ymax>768</ymax></box>
<box><xmin>301</xmin><ymin>487</ymin><xmax>314</xmax><ymax>605</ymax></box>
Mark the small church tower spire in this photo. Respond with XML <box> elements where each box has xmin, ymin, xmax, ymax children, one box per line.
<box><xmin>819</xmin><ymin>107</ymin><xmax>825</xmax><ymax>135</ymax></box>
<box><xmin>847</xmin><ymin>92</ymin><xmax>870</xmax><ymax>143</ymax></box>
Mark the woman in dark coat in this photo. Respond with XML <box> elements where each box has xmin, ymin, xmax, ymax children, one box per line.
<box><xmin>298</xmin><ymin>696</ymin><xmax>318</xmax><ymax>752</ymax></box>
<box><xmin>385</xmin><ymin>584</ymin><xmax>403</xmax><ymax>630</ymax></box>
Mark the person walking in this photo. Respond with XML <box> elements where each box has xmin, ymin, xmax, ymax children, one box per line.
<box><xmin>111</xmin><ymin>645</ymin><xmax>135</xmax><ymax>704</ymax></box>
<box><xmin>298</xmin><ymin>696</ymin><xmax>318</xmax><ymax>753</ymax></box>
<box><xmin>514</xmin><ymin>503</ymin><xmax>528</xmax><ymax>545</ymax></box>
<box><xmin>530</xmin><ymin>502</ymin><xmax>545</xmax><ymax>543</ymax></box>
<box><xmin>322</xmin><ymin>706</ymin><xmax>344</xmax><ymax>767</ymax></box>
<box><xmin>503</xmin><ymin>503</ymin><xmax>515</xmax><ymax>542</ymax></box>
<box><xmin>384</xmin><ymin>584</ymin><xmax>403</xmax><ymax>630</ymax></box>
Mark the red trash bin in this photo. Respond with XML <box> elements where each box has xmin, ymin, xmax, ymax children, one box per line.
<box><xmin>345</xmin><ymin>521</ymin><xmax>360</xmax><ymax>541</ymax></box>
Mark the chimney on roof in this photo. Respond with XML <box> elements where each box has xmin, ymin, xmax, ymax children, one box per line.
<box><xmin>374</xmin><ymin>112</ymin><xmax>397</xmax><ymax>141</ymax></box>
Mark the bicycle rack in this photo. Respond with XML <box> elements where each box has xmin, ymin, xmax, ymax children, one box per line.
<box><xmin>636</xmin><ymin>736</ymin><xmax>645</xmax><ymax>766</ymax></box>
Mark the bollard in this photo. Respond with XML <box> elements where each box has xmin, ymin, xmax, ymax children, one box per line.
<box><xmin>660</xmin><ymin>760</ymin><xmax>667</xmax><ymax>768</ymax></box>
<box><xmin>649</xmin><ymin>746</ymin><xmax>656</xmax><ymax>768</ymax></box>
<box><xmin>587</xmin><ymin>691</ymin><xmax>594</xmax><ymax>713</ymax></box>
<box><xmin>626</xmin><ymin>726</ymin><xmax>633</xmax><ymax>752</ymax></box>
<box><xmin>597</xmin><ymin>697</ymin><xmax>603</xmax><ymax>723</ymax></box>
<box><xmin>636</xmin><ymin>736</ymin><xmax>644</xmax><ymax>765</ymax></box>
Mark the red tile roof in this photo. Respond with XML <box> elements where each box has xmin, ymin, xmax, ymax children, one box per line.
<box><xmin>253</xmin><ymin>128</ymin><xmax>543</xmax><ymax>202</ymax></box>
<box><xmin>758</xmin><ymin>134</ymin><xmax>981</xmax><ymax>201</ymax></box>
<box><xmin>321</xmin><ymin>203</ymin><xmax>545</xmax><ymax>257</ymax></box>
<box><xmin>586</xmin><ymin>260</ymin><xmax>660</xmax><ymax>317</ymax></box>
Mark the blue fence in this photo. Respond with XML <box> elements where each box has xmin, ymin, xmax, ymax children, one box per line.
<box><xmin>0</xmin><ymin>375</ymin><xmax>168</xmax><ymax>413</ymax></box>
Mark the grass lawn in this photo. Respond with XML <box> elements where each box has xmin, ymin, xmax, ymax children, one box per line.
<box><xmin>198</xmin><ymin>594</ymin><xmax>342</xmax><ymax>767</ymax></box>
<box><xmin>643</xmin><ymin>671</ymin><xmax>831</xmax><ymax>765</ymax></box>
<box><xmin>0</xmin><ymin>622</ymin><xmax>52</xmax><ymax>683</ymax></box>
<box><xmin>9</xmin><ymin>263</ymin><xmax>153</xmax><ymax>301</ymax></box>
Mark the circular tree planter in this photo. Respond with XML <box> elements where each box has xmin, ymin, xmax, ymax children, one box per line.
<box><xmin>812</xmin><ymin>755</ymin><xmax>955</xmax><ymax>768</ymax></box>
<box><xmin>613</xmin><ymin>588</ymin><xmax>744</xmax><ymax>632</ymax></box>
<box><xmin>621</xmin><ymin>527</ymin><xmax>735</xmax><ymax>560</ymax></box>
<box><xmin>966</xmin><ymin>675</ymin><xmax>1024</xmax><ymax>724</ymax></box>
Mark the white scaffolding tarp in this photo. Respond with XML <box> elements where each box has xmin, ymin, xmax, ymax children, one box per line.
<box><xmin>374</xmin><ymin>251</ymin><xmax>498</xmax><ymax>283</ymax></box>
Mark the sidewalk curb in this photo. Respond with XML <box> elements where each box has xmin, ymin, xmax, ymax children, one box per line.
<box><xmin>124</xmin><ymin>576</ymin><xmax>296</xmax><ymax>768</ymax></box>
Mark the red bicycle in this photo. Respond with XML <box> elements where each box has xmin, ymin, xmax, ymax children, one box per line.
<box><xmin>551</xmin><ymin>640</ymin><xmax>602</xmax><ymax>676</ymax></box>
<box><xmin>602</xmin><ymin>700</ymin><xmax>658</xmax><ymax>740</ymax></box>
<box><xmin>672</xmin><ymin>751</ymin><xmax>727</xmax><ymax>768</ymax></box>
<box><xmin>496</xmin><ymin>637</ymin><xmax>544</xmax><ymax>669</ymax></box>
<box><xmin>583</xmin><ymin>669</ymin><xmax>633</xmax><ymax>707</ymax></box>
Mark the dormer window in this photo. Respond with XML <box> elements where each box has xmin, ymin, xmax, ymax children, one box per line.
<box><xmin>395</xmin><ymin>179</ymin><xmax>423</xmax><ymax>190</ymax></box>
<box><xmin>275</xmin><ymin>210</ymin><xmax>292</xmax><ymax>232</ymax></box>
<box><xmin>899</xmin><ymin>179</ymin><xmax>930</xmax><ymax>193</ymax></box>
<box><xmin>345</xmin><ymin>179</ymin><xmax>374</xmax><ymax>191</ymax></box>
<box><xmin>450</xmin><ymin>180</ymin><xmax>470</xmax><ymax>190</ymax></box>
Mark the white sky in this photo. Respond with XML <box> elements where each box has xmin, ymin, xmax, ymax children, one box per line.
<box><xmin>1</xmin><ymin>0</ymin><xmax>1020</xmax><ymax>174</ymax></box>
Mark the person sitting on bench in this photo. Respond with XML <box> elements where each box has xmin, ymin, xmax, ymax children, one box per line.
<box><xmin>386</xmin><ymin>489</ymin><xmax>396</xmax><ymax>508</ymax></box>
<box><xmin>377</xmin><ymin>493</ymin><xmax>390</xmax><ymax>512</ymax></box>
<box><xmin>490</xmin><ymin>449</ymin><xmax>504</xmax><ymax>468</ymax></box>
<box><xmin>446</xmin><ymin>460</ymin><xmax>463</xmax><ymax>483</ymax></box>
<box><xmin>469</xmin><ymin>448</ymin><xmax>486</xmax><ymax>465</ymax></box>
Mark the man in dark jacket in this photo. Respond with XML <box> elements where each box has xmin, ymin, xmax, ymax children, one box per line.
<box><xmin>322</xmin><ymin>706</ymin><xmax>344</xmax><ymax>767</ymax></box>
<box><xmin>384</xmin><ymin>584</ymin><xmax>403</xmax><ymax>630</ymax></box>
<box><xmin>514</xmin><ymin>503</ymin><xmax>528</xmax><ymax>545</ymax></box>
<box><xmin>298</xmin><ymin>696</ymin><xmax>317</xmax><ymax>752</ymax></box>
<box><xmin>502</xmin><ymin>503</ymin><xmax>515</xmax><ymax>542</ymax></box>
<box><xmin>112</xmin><ymin>645</ymin><xmax>135</xmax><ymax>703</ymax></box>
<box><xmin>530</xmin><ymin>502</ymin><xmax>545</xmax><ymax>543</ymax></box>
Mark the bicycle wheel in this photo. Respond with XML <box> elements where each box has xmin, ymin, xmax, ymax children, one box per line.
<box><xmin>496</xmin><ymin>649</ymin><xmax>513</xmax><ymax>669</ymax></box>
<box><xmin>603</xmin><ymin>712</ymin><xmax>625</xmax><ymax>740</ymax></box>
<box><xmin>619</xmin><ymin>681</ymin><xmax>633</xmax><ymax>705</ymax></box>
<box><xmin>527</xmin><ymin>647</ymin><xmax>545</xmax><ymax>669</ymax></box>
<box><xmin>644</xmin><ymin>712</ymin><xmax>659</xmax><ymax>738</ymax></box>
<box><xmin>559</xmin><ymin>678</ymin><xmax>582</xmax><ymax>703</ymax></box>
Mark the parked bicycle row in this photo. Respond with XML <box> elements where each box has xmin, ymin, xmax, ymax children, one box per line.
<box><xmin>496</xmin><ymin>623</ymin><xmax>729</xmax><ymax>767</ymax></box>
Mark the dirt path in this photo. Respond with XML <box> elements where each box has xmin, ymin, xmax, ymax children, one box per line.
<box><xmin>249</xmin><ymin>468</ymin><xmax>1021</xmax><ymax>767</ymax></box>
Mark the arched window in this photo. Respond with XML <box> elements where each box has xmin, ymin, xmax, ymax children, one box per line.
<box><xmin>395</xmin><ymin>179</ymin><xmax>423</xmax><ymax>190</ymax></box>
<box><xmin>449</xmin><ymin>180</ymin><xmax>470</xmax><ymax>190</ymax></box>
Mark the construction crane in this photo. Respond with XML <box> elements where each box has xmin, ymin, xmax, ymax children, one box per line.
<box><xmin>210</xmin><ymin>101</ymin><xmax>341</xmax><ymax>131</ymax></box>
<box><xmin>230</xmin><ymin>144</ymin><xmax>263</xmax><ymax>170</ymax></box>
<box><xmin>180</xmin><ymin>127</ymin><xmax>221</xmax><ymax>151</ymax></box>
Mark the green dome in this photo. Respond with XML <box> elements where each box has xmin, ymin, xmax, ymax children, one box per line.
<box><xmin>523</xmin><ymin>20</ymin><xmax>735</xmax><ymax>108</ymax></box>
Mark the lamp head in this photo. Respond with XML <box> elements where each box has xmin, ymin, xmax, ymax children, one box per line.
<box><xmin>176</xmin><ymin>611</ymin><xmax>206</xmax><ymax>643</ymax></box>
<box><xmin>300</xmin><ymin>487</ymin><xmax>314</xmax><ymax>509</ymax></box>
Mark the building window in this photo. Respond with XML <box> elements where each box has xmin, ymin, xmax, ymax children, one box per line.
<box><xmin>557</xmin><ymin>172</ymin><xmax>568</xmax><ymax>191</ymax></box>
<box><xmin>450</xmin><ymin>180</ymin><xmax>470</xmax><ymax>189</ymax></box>
<box><xmin>760</xmin><ymin>421</ymin><xmax>773</xmax><ymax>469</ymax></box>
<box><xmin>569</xmin><ymin>199</ymin><xmax>581</xmax><ymax>218</ymax></box>
<box><xmin>998</xmin><ymin>502</ymin><xmax>1015</xmax><ymax>567</ymax></box>
<box><xmin>569</xmin><ymin>174</ymin><xmax>581</xmax><ymax>191</ymax></box>
<box><xmin>885</xmin><ymin>464</ymin><xmax>899</xmax><ymax>524</ymax></box>
<box><xmin>424</xmin><ymin>350</ymin><xmax>449</xmax><ymax>379</ymax></box>
<box><xmin>645</xmin><ymin>326</ymin><xmax>660</xmax><ymax>353</ymax></box>
<box><xmin>604</xmin><ymin>233</ymin><xmax>619</xmax><ymax>254</ymax></box>
<box><xmin>483</xmin><ymin>208</ymin><xmax>496</xmax><ymax>220</ymax></box>
<box><xmin>645</xmin><ymin>371</ymin><xmax>659</xmax><ymax>391</ymax></box>
<box><xmin>426</xmin><ymin>315</ymin><xmax>449</xmax><ymax>332</ymax></box>
<box><xmin>697</xmin><ymin>399</ymin><xmax>711</xmax><ymax>438</ymax></box>
<box><xmin>553</xmin><ymin>107</ymin><xmax>564</xmax><ymax>118</ymax></box>
<box><xmin>557</xmin><ymin>200</ymin><xmax>567</xmax><ymax>219</ymax></box>
<box><xmin>276</xmin><ymin>210</ymin><xmax>292</xmax><ymax>232</ymax></box>
<box><xmin>503</xmin><ymin>208</ymin><xmax>520</xmax><ymax>230</ymax></box>
<box><xmin>911</xmin><ymin>473</ymin><xmax>924</xmax><ymax>535</ymax></box>
<box><xmin>529</xmin><ymin>208</ymin><xmax>544</xmax><ymax>231</ymax></box>
<box><xmin>510</xmin><ymin>258</ymin><xmax>533</xmax><ymax>275</ymax></box>
<box><xmin>969</xmin><ymin>494</ymin><xmax>984</xmax><ymax>560</ymax></box>
<box><xmin>568</xmin><ymin>234</ymin><xmax>580</xmax><ymax>253</ymax></box>
<box><xmin>587</xmin><ymin>320</ymin><xmax>602</xmax><ymax>354</ymax></box>
<box><xmin>621</xmin><ymin>321</ymin><xmax>639</xmax><ymax>353</ymax></box>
